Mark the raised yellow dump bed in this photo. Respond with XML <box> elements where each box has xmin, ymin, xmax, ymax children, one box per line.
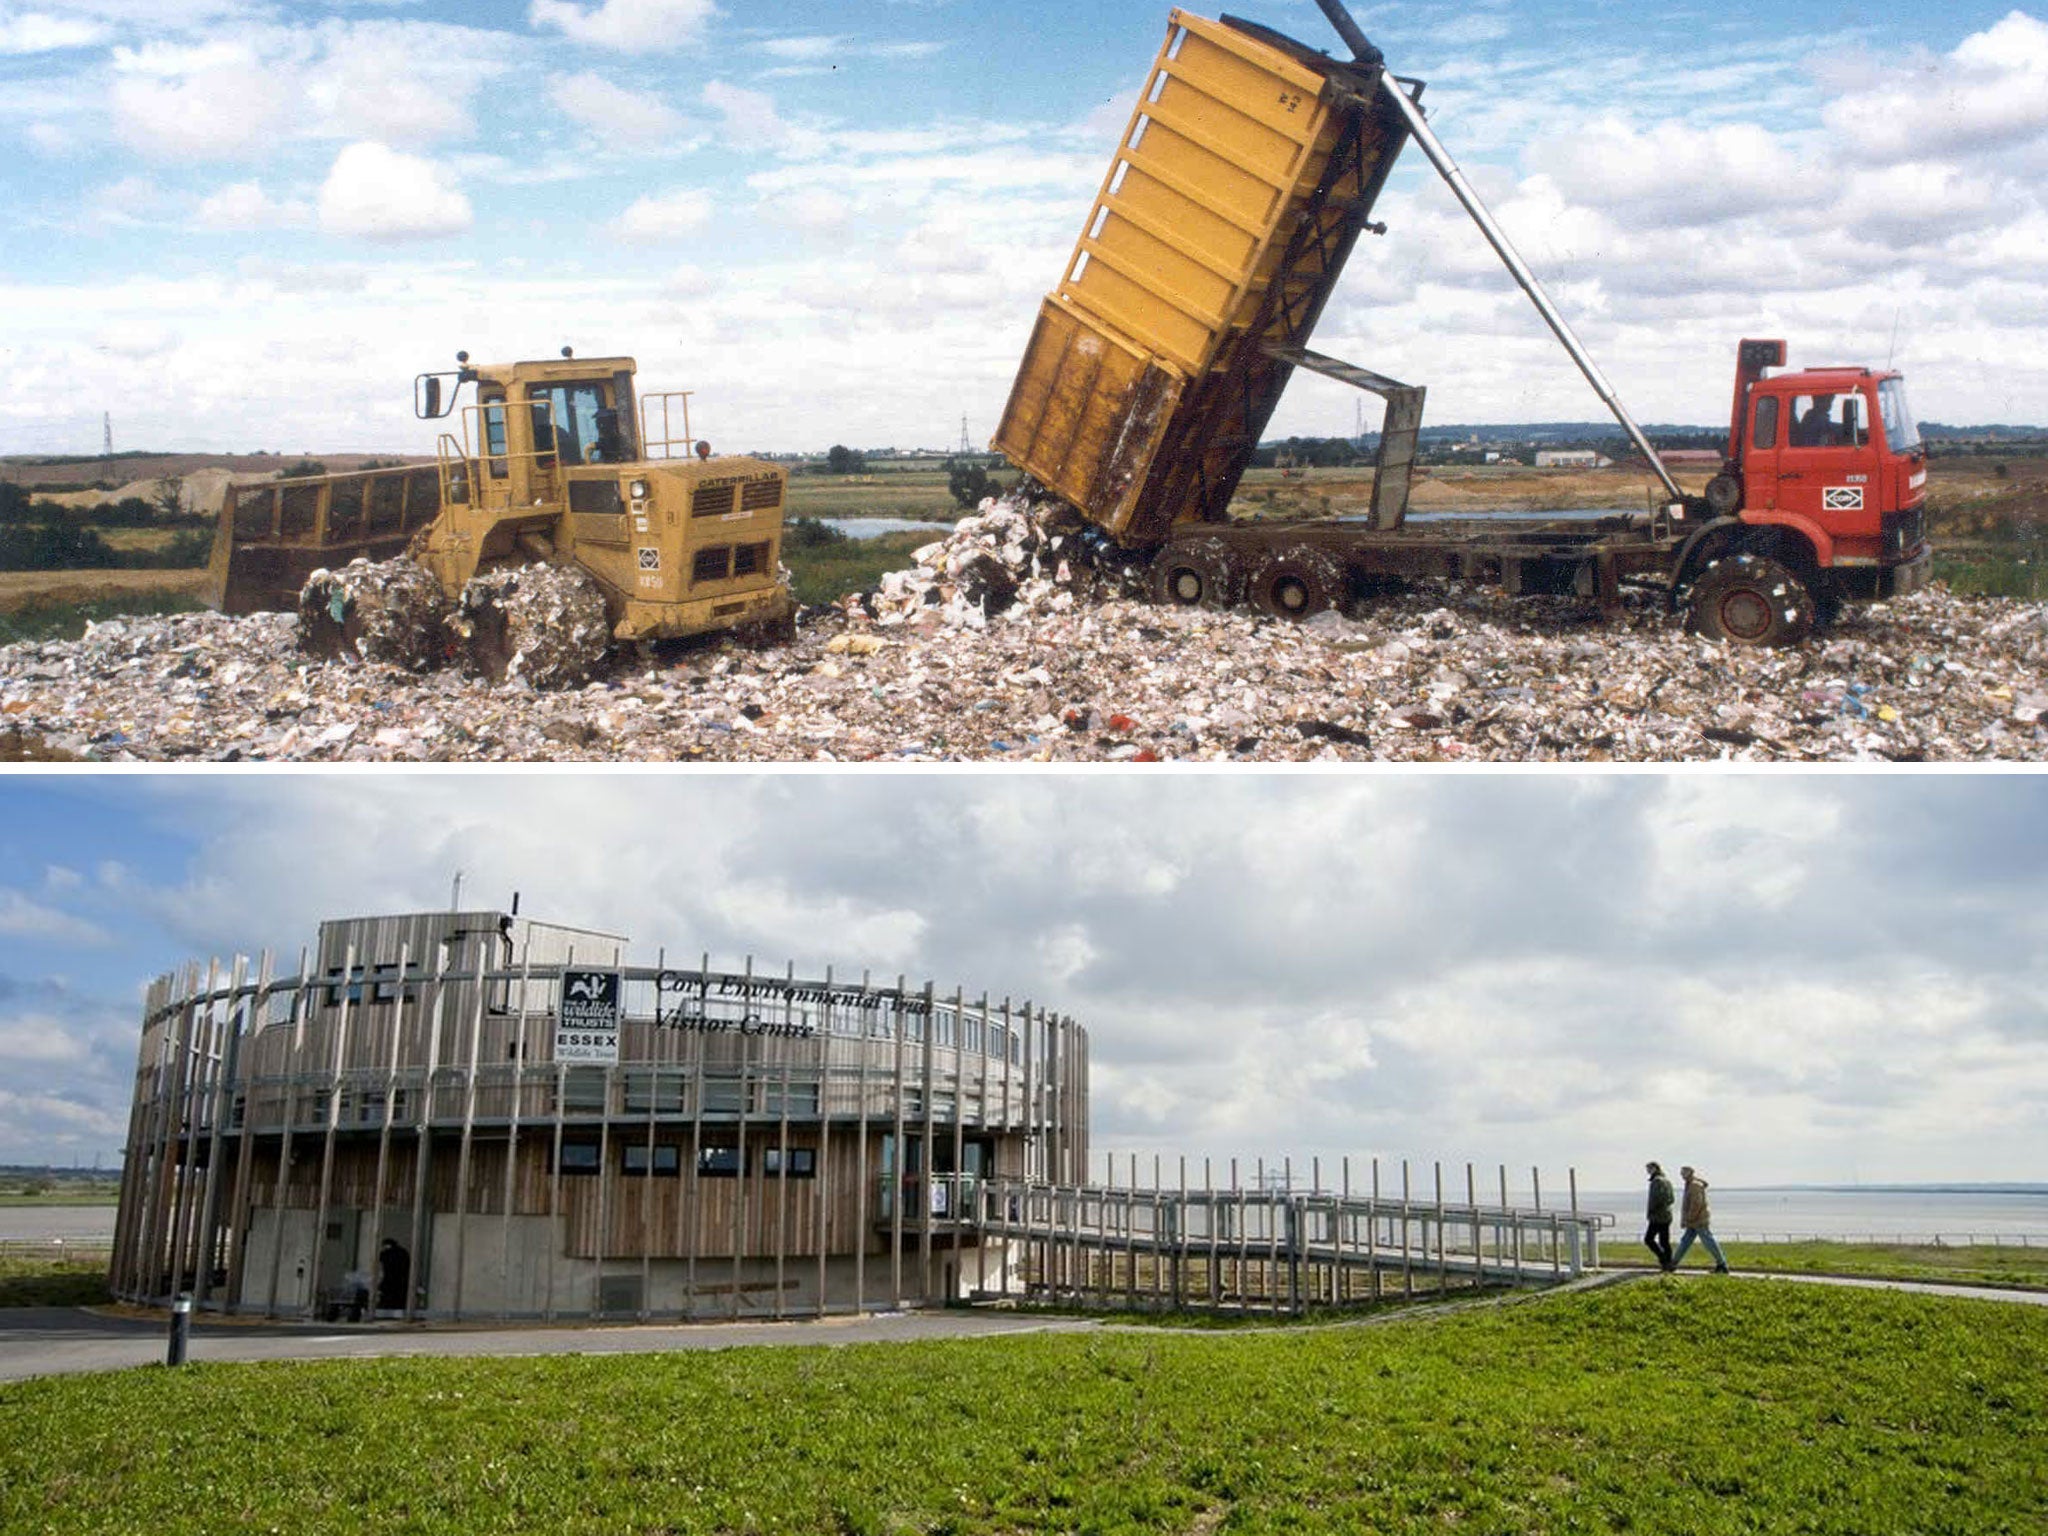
<box><xmin>995</xmin><ymin>9</ymin><xmax>1413</xmax><ymax>546</ymax></box>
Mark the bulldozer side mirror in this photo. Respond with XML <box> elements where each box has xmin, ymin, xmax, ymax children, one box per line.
<box><xmin>416</xmin><ymin>373</ymin><xmax>455</xmax><ymax>419</ymax></box>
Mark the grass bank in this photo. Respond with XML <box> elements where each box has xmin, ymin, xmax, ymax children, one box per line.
<box><xmin>0</xmin><ymin>1261</ymin><xmax>110</xmax><ymax>1308</ymax></box>
<box><xmin>784</xmin><ymin>527</ymin><xmax>934</xmax><ymax>609</ymax></box>
<box><xmin>1606</xmin><ymin>1238</ymin><xmax>2048</xmax><ymax>1291</ymax></box>
<box><xmin>0</xmin><ymin>587</ymin><xmax>208</xmax><ymax>645</ymax></box>
<box><xmin>3</xmin><ymin>1281</ymin><xmax>2043</xmax><ymax>1533</ymax></box>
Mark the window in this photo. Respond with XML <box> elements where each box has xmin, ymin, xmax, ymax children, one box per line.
<box><xmin>561</xmin><ymin>1067</ymin><xmax>608</xmax><ymax>1113</ymax></box>
<box><xmin>697</xmin><ymin>1144</ymin><xmax>742</xmax><ymax>1178</ymax></box>
<box><xmin>732</xmin><ymin>541</ymin><xmax>769</xmax><ymax>577</ymax></box>
<box><xmin>623</xmin><ymin>1143</ymin><xmax>680</xmax><ymax>1177</ymax></box>
<box><xmin>693</xmin><ymin>546</ymin><xmax>732</xmax><ymax>583</ymax></box>
<box><xmin>622</xmin><ymin>1069</ymin><xmax>687</xmax><ymax>1113</ymax></box>
<box><xmin>761</xmin><ymin>1146</ymin><xmax>816</xmax><ymax>1178</ymax></box>
<box><xmin>1878</xmin><ymin>378</ymin><xmax>1920</xmax><ymax>452</ymax></box>
<box><xmin>761</xmin><ymin>1081</ymin><xmax>820</xmax><ymax>1116</ymax></box>
<box><xmin>1752</xmin><ymin>396</ymin><xmax>1778</xmax><ymax>450</ymax></box>
<box><xmin>558</xmin><ymin>1139</ymin><xmax>601</xmax><ymax>1175</ymax></box>
<box><xmin>482</xmin><ymin>398</ymin><xmax>509</xmax><ymax>479</ymax></box>
<box><xmin>1788</xmin><ymin>393</ymin><xmax>1863</xmax><ymax>449</ymax></box>
<box><xmin>529</xmin><ymin>383</ymin><xmax>610</xmax><ymax>466</ymax></box>
<box><xmin>701</xmin><ymin>1074</ymin><xmax>745</xmax><ymax>1114</ymax></box>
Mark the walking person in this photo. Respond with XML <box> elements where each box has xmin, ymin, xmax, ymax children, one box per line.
<box><xmin>1643</xmin><ymin>1161</ymin><xmax>1675</xmax><ymax>1271</ymax></box>
<box><xmin>1671</xmin><ymin>1165</ymin><xmax>1730</xmax><ymax>1273</ymax></box>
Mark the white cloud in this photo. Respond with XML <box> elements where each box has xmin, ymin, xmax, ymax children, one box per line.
<box><xmin>775</xmin><ymin>187</ymin><xmax>854</xmax><ymax>232</ymax></box>
<box><xmin>194</xmin><ymin>179</ymin><xmax>311</xmax><ymax>230</ymax></box>
<box><xmin>110</xmin><ymin>47</ymin><xmax>291</xmax><ymax>160</ymax></box>
<box><xmin>0</xmin><ymin>891</ymin><xmax>110</xmax><ymax>946</ymax></box>
<box><xmin>529</xmin><ymin>0</ymin><xmax>717</xmax><ymax>51</ymax></box>
<box><xmin>702</xmin><ymin>78</ymin><xmax>790</xmax><ymax>149</ymax></box>
<box><xmin>613</xmin><ymin>186</ymin><xmax>712</xmax><ymax>239</ymax></box>
<box><xmin>1824</xmin><ymin>11</ymin><xmax>2048</xmax><ymax>163</ymax></box>
<box><xmin>302</xmin><ymin>29</ymin><xmax>478</xmax><ymax>145</ymax></box>
<box><xmin>758</xmin><ymin>35</ymin><xmax>839</xmax><ymax>61</ymax></box>
<box><xmin>0</xmin><ymin>12</ymin><xmax>106</xmax><ymax>53</ymax></box>
<box><xmin>317</xmin><ymin>142</ymin><xmax>472</xmax><ymax>240</ymax></box>
<box><xmin>0</xmin><ymin>1016</ymin><xmax>89</xmax><ymax>1065</ymax></box>
<box><xmin>548</xmin><ymin>70</ymin><xmax>688</xmax><ymax>147</ymax></box>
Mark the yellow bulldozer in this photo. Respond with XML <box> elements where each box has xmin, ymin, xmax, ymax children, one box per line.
<box><xmin>210</xmin><ymin>349</ymin><xmax>793</xmax><ymax>679</ymax></box>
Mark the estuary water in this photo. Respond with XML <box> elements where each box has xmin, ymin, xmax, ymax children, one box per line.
<box><xmin>1582</xmin><ymin>1186</ymin><xmax>2048</xmax><ymax>1242</ymax></box>
<box><xmin>10</xmin><ymin>1188</ymin><xmax>2048</xmax><ymax>1246</ymax></box>
<box><xmin>0</xmin><ymin>1205</ymin><xmax>117</xmax><ymax>1242</ymax></box>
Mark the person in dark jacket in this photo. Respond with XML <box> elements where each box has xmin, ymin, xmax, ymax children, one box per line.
<box><xmin>1643</xmin><ymin>1161</ymin><xmax>1675</xmax><ymax>1271</ymax></box>
<box><xmin>375</xmin><ymin>1238</ymin><xmax>411</xmax><ymax>1312</ymax></box>
<box><xmin>1671</xmin><ymin>1165</ymin><xmax>1730</xmax><ymax>1273</ymax></box>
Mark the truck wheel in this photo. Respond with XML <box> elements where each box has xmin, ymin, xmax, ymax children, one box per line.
<box><xmin>1685</xmin><ymin>554</ymin><xmax>1815</xmax><ymax>646</ymax></box>
<box><xmin>1248</xmin><ymin>545</ymin><xmax>1347</xmax><ymax>620</ymax></box>
<box><xmin>1150</xmin><ymin>539</ymin><xmax>1240</xmax><ymax>609</ymax></box>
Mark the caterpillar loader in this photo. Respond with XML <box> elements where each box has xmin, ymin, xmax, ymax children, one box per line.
<box><xmin>210</xmin><ymin>349</ymin><xmax>793</xmax><ymax>653</ymax></box>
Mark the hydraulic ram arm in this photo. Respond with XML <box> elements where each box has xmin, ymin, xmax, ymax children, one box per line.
<box><xmin>1311</xmin><ymin>0</ymin><xmax>1686</xmax><ymax>503</ymax></box>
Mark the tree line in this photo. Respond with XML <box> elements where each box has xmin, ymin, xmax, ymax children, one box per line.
<box><xmin>0</xmin><ymin>478</ymin><xmax>214</xmax><ymax>573</ymax></box>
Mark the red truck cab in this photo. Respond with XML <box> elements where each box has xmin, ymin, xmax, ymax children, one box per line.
<box><xmin>1716</xmin><ymin>339</ymin><xmax>1931</xmax><ymax>600</ymax></box>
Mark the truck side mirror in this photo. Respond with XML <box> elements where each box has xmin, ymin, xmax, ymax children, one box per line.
<box><xmin>1842</xmin><ymin>397</ymin><xmax>1863</xmax><ymax>447</ymax></box>
<box><xmin>416</xmin><ymin>374</ymin><xmax>443</xmax><ymax>419</ymax></box>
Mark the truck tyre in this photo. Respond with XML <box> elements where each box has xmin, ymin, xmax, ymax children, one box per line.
<box><xmin>1685</xmin><ymin>553</ymin><xmax>1815</xmax><ymax>646</ymax></box>
<box><xmin>1248</xmin><ymin>545</ymin><xmax>1347</xmax><ymax>620</ymax></box>
<box><xmin>1150</xmin><ymin>539</ymin><xmax>1241</xmax><ymax>609</ymax></box>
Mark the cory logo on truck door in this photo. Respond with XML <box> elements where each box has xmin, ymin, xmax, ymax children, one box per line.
<box><xmin>1823</xmin><ymin>487</ymin><xmax>1866</xmax><ymax>511</ymax></box>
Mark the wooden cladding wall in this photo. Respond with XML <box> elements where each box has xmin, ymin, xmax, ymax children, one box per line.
<box><xmin>115</xmin><ymin>922</ymin><xmax>1090</xmax><ymax>1313</ymax></box>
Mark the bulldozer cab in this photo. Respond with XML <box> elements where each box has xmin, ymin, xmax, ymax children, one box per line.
<box><xmin>432</xmin><ymin>357</ymin><xmax>641</xmax><ymax>516</ymax></box>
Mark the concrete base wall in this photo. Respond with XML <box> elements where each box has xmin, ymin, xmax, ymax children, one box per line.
<box><xmin>233</xmin><ymin>1201</ymin><xmax>1002</xmax><ymax>1319</ymax></box>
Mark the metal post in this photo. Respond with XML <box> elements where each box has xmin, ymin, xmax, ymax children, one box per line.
<box><xmin>166</xmin><ymin>1294</ymin><xmax>192</xmax><ymax>1367</ymax></box>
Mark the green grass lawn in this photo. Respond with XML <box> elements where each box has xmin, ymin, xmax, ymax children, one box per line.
<box><xmin>1605</xmin><ymin>1239</ymin><xmax>2048</xmax><ymax>1291</ymax></box>
<box><xmin>3</xmin><ymin>1281</ymin><xmax>2042</xmax><ymax>1534</ymax></box>
<box><xmin>783</xmin><ymin>528</ymin><xmax>935</xmax><ymax>609</ymax></box>
<box><xmin>0</xmin><ymin>1261</ymin><xmax>110</xmax><ymax>1308</ymax></box>
<box><xmin>785</xmin><ymin>472</ymin><xmax>973</xmax><ymax>522</ymax></box>
<box><xmin>0</xmin><ymin>589</ymin><xmax>207</xmax><ymax>645</ymax></box>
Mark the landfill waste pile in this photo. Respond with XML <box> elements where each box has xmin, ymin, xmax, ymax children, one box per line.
<box><xmin>3</xmin><ymin>495</ymin><xmax>2045</xmax><ymax>763</ymax></box>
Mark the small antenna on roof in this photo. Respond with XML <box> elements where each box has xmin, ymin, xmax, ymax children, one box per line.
<box><xmin>450</xmin><ymin>869</ymin><xmax>464</xmax><ymax>911</ymax></box>
<box><xmin>1885</xmin><ymin>309</ymin><xmax>1901</xmax><ymax>370</ymax></box>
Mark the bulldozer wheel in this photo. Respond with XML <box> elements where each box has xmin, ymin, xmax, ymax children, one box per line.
<box><xmin>454</xmin><ymin>564</ymin><xmax>612</xmax><ymax>688</ymax></box>
<box><xmin>1685</xmin><ymin>553</ymin><xmax>1815</xmax><ymax>647</ymax></box>
<box><xmin>1247</xmin><ymin>545</ymin><xmax>1347</xmax><ymax>620</ymax></box>
<box><xmin>1150</xmin><ymin>539</ymin><xmax>1241</xmax><ymax>609</ymax></box>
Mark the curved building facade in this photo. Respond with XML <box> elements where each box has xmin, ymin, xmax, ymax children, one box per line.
<box><xmin>111</xmin><ymin>909</ymin><xmax>1090</xmax><ymax>1322</ymax></box>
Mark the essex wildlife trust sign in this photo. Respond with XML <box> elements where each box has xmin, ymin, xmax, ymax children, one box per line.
<box><xmin>557</xmin><ymin>969</ymin><xmax>622</xmax><ymax>1063</ymax></box>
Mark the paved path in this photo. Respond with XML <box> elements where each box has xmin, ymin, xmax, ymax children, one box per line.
<box><xmin>3</xmin><ymin>1271</ymin><xmax>2040</xmax><ymax>1383</ymax></box>
<box><xmin>0</xmin><ymin>1306</ymin><xmax>1100</xmax><ymax>1383</ymax></box>
<box><xmin>1727</xmin><ymin>1270</ymin><xmax>2048</xmax><ymax>1305</ymax></box>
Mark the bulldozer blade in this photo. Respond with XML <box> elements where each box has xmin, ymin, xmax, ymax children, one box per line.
<box><xmin>210</xmin><ymin>465</ymin><xmax>443</xmax><ymax>615</ymax></box>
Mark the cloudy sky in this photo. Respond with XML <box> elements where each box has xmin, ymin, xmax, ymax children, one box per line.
<box><xmin>1</xmin><ymin>0</ymin><xmax>2045</xmax><ymax>460</ymax></box>
<box><xmin>3</xmin><ymin>771</ymin><xmax>2042</xmax><ymax>1194</ymax></box>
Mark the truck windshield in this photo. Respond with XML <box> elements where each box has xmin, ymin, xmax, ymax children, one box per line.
<box><xmin>1878</xmin><ymin>378</ymin><xmax>1920</xmax><ymax>452</ymax></box>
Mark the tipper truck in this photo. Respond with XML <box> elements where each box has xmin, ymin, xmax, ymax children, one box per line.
<box><xmin>993</xmin><ymin>2</ymin><xmax>1932</xmax><ymax>645</ymax></box>
<box><xmin>211</xmin><ymin>350</ymin><xmax>793</xmax><ymax>664</ymax></box>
